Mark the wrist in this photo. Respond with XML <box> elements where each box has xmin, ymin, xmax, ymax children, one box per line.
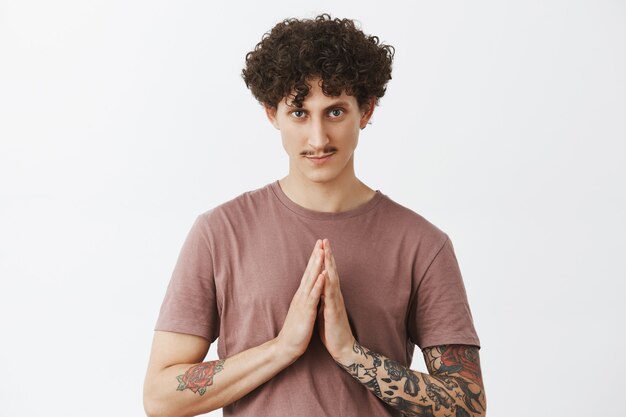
<box><xmin>332</xmin><ymin>337</ymin><xmax>357</xmax><ymax>366</ymax></box>
<box><xmin>270</xmin><ymin>337</ymin><xmax>302</xmax><ymax>366</ymax></box>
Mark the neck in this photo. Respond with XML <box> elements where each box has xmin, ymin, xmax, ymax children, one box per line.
<box><xmin>278</xmin><ymin>172</ymin><xmax>375</xmax><ymax>213</ymax></box>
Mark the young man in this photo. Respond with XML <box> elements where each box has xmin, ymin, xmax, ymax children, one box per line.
<box><xmin>143</xmin><ymin>14</ymin><xmax>486</xmax><ymax>417</ymax></box>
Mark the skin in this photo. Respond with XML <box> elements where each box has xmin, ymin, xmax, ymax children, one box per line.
<box><xmin>151</xmin><ymin>76</ymin><xmax>486</xmax><ymax>417</ymax></box>
<box><xmin>264</xmin><ymin>76</ymin><xmax>377</xmax><ymax>214</ymax></box>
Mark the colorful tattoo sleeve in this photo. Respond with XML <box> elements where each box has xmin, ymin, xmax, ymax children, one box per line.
<box><xmin>176</xmin><ymin>359</ymin><xmax>225</xmax><ymax>396</ymax></box>
<box><xmin>336</xmin><ymin>341</ymin><xmax>486</xmax><ymax>417</ymax></box>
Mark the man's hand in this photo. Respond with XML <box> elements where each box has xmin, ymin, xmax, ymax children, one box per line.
<box><xmin>274</xmin><ymin>239</ymin><xmax>326</xmax><ymax>360</ymax></box>
<box><xmin>317</xmin><ymin>238</ymin><xmax>357</xmax><ymax>363</ymax></box>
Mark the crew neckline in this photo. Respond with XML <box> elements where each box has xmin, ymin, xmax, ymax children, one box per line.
<box><xmin>269</xmin><ymin>179</ymin><xmax>385</xmax><ymax>220</ymax></box>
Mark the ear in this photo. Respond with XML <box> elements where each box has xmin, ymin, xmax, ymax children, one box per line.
<box><xmin>264</xmin><ymin>104</ymin><xmax>280</xmax><ymax>130</ymax></box>
<box><xmin>359</xmin><ymin>97</ymin><xmax>376</xmax><ymax>129</ymax></box>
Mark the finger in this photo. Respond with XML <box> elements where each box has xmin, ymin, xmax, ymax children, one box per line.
<box><xmin>323</xmin><ymin>239</ymin><xmax>340</xmax><ymax>286</ymax></box>
<box><xmin>308</xmin><ymin>239</ymin><xmax>322</xmax><ymax>267</ymax></box>
<box><xmin>302</xmin><ymin>246</ymin><xmax>325</xmax><ymax>294</ymax></box>
<box><xmin>323</xmin><ymin>245</ymin><xmax>345</xmax><ymax>310</ymax></box>
<box><xmin>317</xmin><ymin>296</ymin><xmax>326</xmax><ymax>336</ymax></box>
<box><xmin>316</xmin><ymin>270</ymin><xmax>333</xmax><ymax>310</ymax></box>
<box><xmin>296</xmin><ymin>240</ymin><xmax>321</xmax><ymax>297</ymax></box>
<box><xmin>308</xmin><ymin>272</ymin><xmax>325</xmax><ymax>306</ymax></box>
<box><xmin>323</xmin><ymin>271</ymin><xmax>346</xmax><ymax>318</ymax></box>
<box><xmin>321</xmin><ymin>269</ymin><xmax>337</xmax><ymax>306</ymax></box>
<box><xmin>300</xmin><ymin>239</ymin><xmax>321</xmax><ymax>284</ymax></box>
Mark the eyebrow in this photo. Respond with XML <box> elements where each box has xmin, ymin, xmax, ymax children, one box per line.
<box><xmin>286</xmin><ymin>100</ymin><xmax>352</xmax><ymax>112</ymax></box>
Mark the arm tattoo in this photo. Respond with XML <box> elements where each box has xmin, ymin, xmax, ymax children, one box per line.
<box><xmin>336</xmin><ymin>341</ymin><xmax>486</xmax><ymax>417</ymax></box>
<box><xmin>176</xmin><ymin>359</ymin><xmax>225</xmax><ymax>396</ymax></box>
<box><xmin>423</xmin><ymin>345</ymin><xmax>485</xmax><ymax>414</ymax></box>
<box><xmin>339</xmin><ymin>341</ymin><xmax>384</xmax><ymax>398</ymax></box>
<box><xmin>423</xmin><ymin>345</ymin><xmax>484</xmax><ymax>387</ymax></box>
<box><xmin>384</xmin><ymin>358</ymin><xmax>421</xmax><ymax>396</ymax></box>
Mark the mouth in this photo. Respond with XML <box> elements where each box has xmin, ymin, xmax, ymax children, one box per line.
<box><xmin>308</xmin><ymin>152</ymin><xmax>335</xmax><ymax>159</ymax></box>
<box><xmin>306</xmin><ymin>152</ymin><xmax>335</xmax><ymax>165</ymax></box>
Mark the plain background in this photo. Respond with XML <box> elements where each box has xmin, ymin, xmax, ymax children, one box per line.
<box><xmin>1</xmin><ymin>1</ymin><xmax>625</xmax><ymax>416</ymax></box>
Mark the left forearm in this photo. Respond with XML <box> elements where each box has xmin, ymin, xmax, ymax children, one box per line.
<box><xmin>334</xmin><ymin>340</ymin><xmax>486</xmax><ymax>417</ymax></box>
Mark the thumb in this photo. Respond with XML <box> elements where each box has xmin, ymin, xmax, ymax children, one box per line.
<box><xmin>317</xmin><ymin>293</ymin><xmax>325</xmax><ymax>317</ymax></box>
<box><xmin>317</xmin><ymin>303</ymin><xmax>326</xmax><ymax>343</ymax></box>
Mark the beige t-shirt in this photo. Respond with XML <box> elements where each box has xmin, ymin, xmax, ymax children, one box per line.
<box><xmin>155</xmin><ymin>180</ymin><xmax>480</xmax><ymax>416</ymax></box>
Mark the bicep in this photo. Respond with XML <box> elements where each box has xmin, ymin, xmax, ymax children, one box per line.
<box><xmin>147</xmin><ymin>330</ymin><xmax>211</xmax><ymax>375</ymax></box>
<box><xmin>421</xmin><ymin>344</ymin><xmax>484</xmax><ymax>389</ymax></box>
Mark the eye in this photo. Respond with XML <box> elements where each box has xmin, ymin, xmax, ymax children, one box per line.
<box><xmin>329</xmin><ymin>108</ymin><xmax>344</xmax><ymax>117</ymax></box>
<box><xmin>291</xmin><ymin>110</ymin><xmax>306</xmax><ymax>118</ymax></box>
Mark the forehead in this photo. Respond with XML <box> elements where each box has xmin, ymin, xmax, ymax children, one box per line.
<box><xmin>279</xmin><ymin>77</ymin><xmax>358</xmax><ymax>109</ymax></box>
<box><xmin>281</xmin><ymin>92</ymin><xmax>358</xmax><ymax>111</ymax></box>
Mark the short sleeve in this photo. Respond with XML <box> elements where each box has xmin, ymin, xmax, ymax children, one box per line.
<box><xmin>154</xmin><ymin>214</ymin><xmax>220</xmax><ymax>342</ymax></box>
<box><xmin>407</xmin><ymin>235</ymin><xmax>480</xmax><ymax>350</ymax></box>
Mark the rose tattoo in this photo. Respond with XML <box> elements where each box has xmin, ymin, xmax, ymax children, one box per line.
<box><xmin>176</xmin><ymin>360</ymin><xmax>225</xmax><ymax>396</ymax></box>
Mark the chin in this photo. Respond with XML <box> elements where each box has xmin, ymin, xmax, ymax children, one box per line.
<box><xmin>305</xmin><ymin>168</ymin><xmax>345</xmax><ymax>185</ymax></box>
<box><xmin>304</xmin><ymin>173</ymin><xmax>333</xmax><ymax>184</ymax></box>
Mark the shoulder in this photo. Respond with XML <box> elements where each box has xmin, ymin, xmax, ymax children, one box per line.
<box><xmin>378</xmin><ymin>193</ymin><xmax>449</xmax><ymax>248</ymax></box>
<box><xmin>198</xmin><ymin>182</ymin><xmax>273</xmax><ymax>224</ymax></box>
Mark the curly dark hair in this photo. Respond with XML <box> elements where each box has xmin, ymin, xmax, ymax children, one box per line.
<box><xmin>241</xmin><ymin>13</ymin><xmax>395</xmax><ymax>110</ymax></box>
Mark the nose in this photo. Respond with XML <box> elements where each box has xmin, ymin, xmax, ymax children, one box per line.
<box><xmin>307</xmin><ymin>117</ymin><xmax>329</xmax><ymax>153</ymax></box>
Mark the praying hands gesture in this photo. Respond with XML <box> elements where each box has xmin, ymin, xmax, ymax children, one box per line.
<box><xmin>316</xmin><ymin>238</ymin><xmax>357</xmax><ymax>363</ymax></box>
<box><xmin>274</xmin><ymin>238</ymin><xmax>357</xmax><ymax>362</ymax></box>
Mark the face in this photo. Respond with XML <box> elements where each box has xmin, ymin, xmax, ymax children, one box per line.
<box><xmin>264</xmin><ymin>77</ymin><xmax>375</xmax><ymax>186</ymax></box>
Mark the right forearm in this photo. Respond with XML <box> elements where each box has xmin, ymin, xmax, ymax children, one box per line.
<box><xmin>145</xmin><ymin>241</ymin><xmax>327</xmax><ymax>417</ymax></box>
<box><xmin>144</xmin><ymin>337</ymin><xmax>295</xmax><ymax>417</ymax></box>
